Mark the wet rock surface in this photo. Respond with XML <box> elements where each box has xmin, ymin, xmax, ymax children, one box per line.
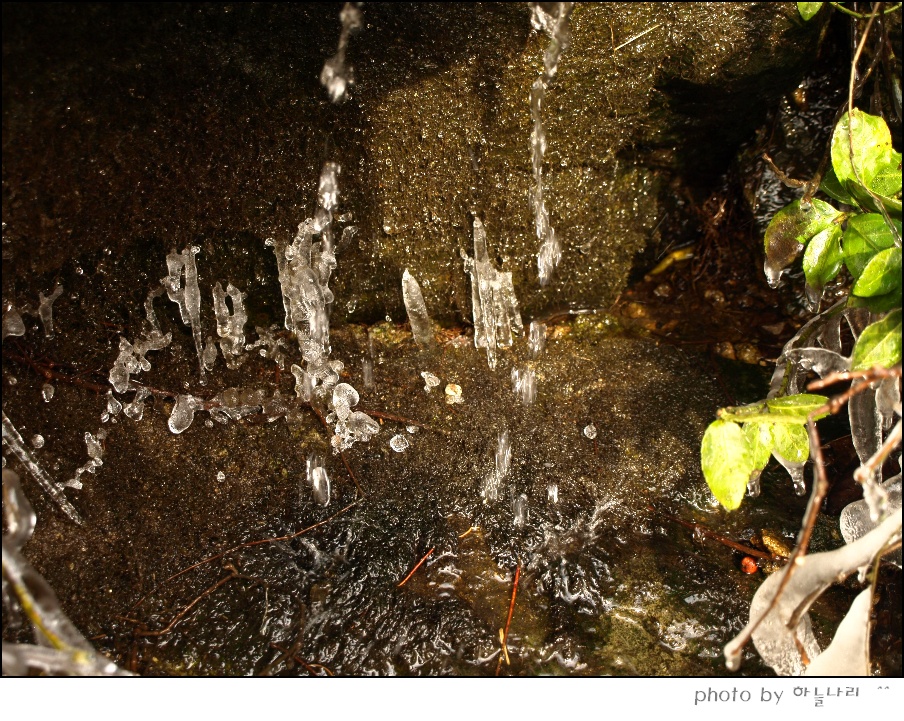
<box><xmin>4</xmin><ymin>3</ymin><xmax>889</xmax><ymax>677</ymax></box>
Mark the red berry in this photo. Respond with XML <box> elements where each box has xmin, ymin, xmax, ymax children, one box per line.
<box><xmin>741</xmin><ymin>556</ymin><xmax>758</xmax><ymax>574</ymax></box>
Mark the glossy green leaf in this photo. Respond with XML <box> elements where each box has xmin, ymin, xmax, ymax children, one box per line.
<box><xmin>797</xmin><ymin>2</ymin><xmax>823</xmax><ymax>20</ymax></box>
<box><xmin>802</xmin><ymin>224</ymin><xmax>843</xmax><ymax>289</ymax></box>
<box><xmin>763</xmin><ymin>199</ymin><xmax>842</xmax><ymax>279</ymax></box>
<box><xmin>831</xmin><ymin>110</ymin><xmax>899</xmax><ymax>197</ymax></box>
<box><xmin>851</xmin><ymin>246</ymin><xmax>902</xmax><ymax>297</ymax></box>
<box><xmin>847</xmin><ymin>287</ymin><xmax>903</xmax><ymax>313</ymax></box>
<box><xmin>843</xmin><ymin>213</ymin><xmax>899</xmax><ymax>280</ymax></box>
<box><xmin>701</xmin><ymin>420</ymin><xmax>753</xmax><ymax>511</ymax></box>
<box><xmin>868</xmin><ymin>148</ymin><xmax>903</xmax><ymax>199</ymax></box>
<box><xmin>772</xmin><ymin>423</ymin><xmax>810</xmax><ymax>464</ymax></box>
<box><xmin>766</xmin><ymin>393</ymin><xmax>830</xmax><ymax>418</ymax></box>
<box><xmin>851</xmin><ymin>309</ymin><xmax>902</xmax><ymax>370</ymax></box>
<box><xmin>820</xmin><ymin>166</ymin><xmax>856</xmax><ymax>205</ymax></box>
<box><xmin>743</xmin><ymin>422</ymin><xmax>774</xmax><ymax>471</ymax></box>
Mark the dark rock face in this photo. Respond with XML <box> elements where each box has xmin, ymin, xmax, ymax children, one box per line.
<box><xmin>3</xmin><ymin>3</ymin><xmax>819</xmax><ymax>322</ymax></box>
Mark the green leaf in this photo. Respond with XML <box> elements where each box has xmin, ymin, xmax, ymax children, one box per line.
<box><xmin>831</xmin><ymin>110</ymin><xmax>899</xmax><ymax>196</ymax></box>
<box><xmin>763</xmin><ymin>199</ymin><xmax>842</xmax><ymax>280</ymax></box>
<box><xmin>802</xmin><ymin>223</ymin><xmax>843</xmax><ymax>290</ymax></box>
<box><xmin>851</xmin><ymin>309</ymin><xmax>903</xmax><ymax>370</ymax></box>
<box><xmin>772</xmin><ymin>423</ymin><xmax>810</xmax><ymax>464</ymax></box>
<box><xmin>843</xmin><ymin>213</ymin><xmax>899</xmax><ymax>280</ymax></box>
<box><xmin>820</xmin><ymin>166</ymin><xmax>856</xmax><ymax>205</ymax></box>
<box><xmin>701</xmin><ymin>420</ymin><xmax>754</xmax><ymax>511</ymax></box>
<box><xmin>868</xmin><ymin>148</ymin><xmax>903</xmax><ymax>199</ymax></box>
<box><xmin>766</xmin><ymin>393</ymin><xmax>830</xmax><ymax>419</ymax></box>
<box><xmin>797</xmin><ymin>2</ymin><xmax>823</xmax><ymax>20</ymax></box>
<box><xmin>744</xmin><ymin>422</ymin><xmax>774</xmax><ymax>471</ymax></box>
<box><xmin>851</xmin><ymin>246</ymin><xmax>902</xmax><ymax>297</ymax></box>
<box><xmin>847</xmin><ymin>287</ymin><xmax>903</xmax><ymax>313</ymax></box>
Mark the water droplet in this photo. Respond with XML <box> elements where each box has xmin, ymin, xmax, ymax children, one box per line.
<box><xmin>583</xmin><ymin>423</ymin><xmax>597</xmax><ymax>440</ymax></box>
<box><xmin>444</xmin><ymin>383</ymin><xmax>463</xmax><ymax>405</ymax></box>
<box><xmin>41</xmin><ymin>384</ymin><xmax>54</xmax><ymax>402</ymax></box>
<box><xmin>216</xmin><ymin>471</ymin><xmax>225</xmax><ymax>482</ymax></box>
<box><xmin>30</xmin><ymin>434</ymin><xmax>44</xmax><ymax>449</ymax></box>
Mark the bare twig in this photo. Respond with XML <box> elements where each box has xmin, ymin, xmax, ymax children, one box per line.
<box><xmin>397</xmin><ymin>547</ymin><xmax>434</xmax><ymax>588</ymax></box>
<box><xmin>495</xmin><ymin>563</ymin><xmax>521</xmax><ymax>676</ymax></box>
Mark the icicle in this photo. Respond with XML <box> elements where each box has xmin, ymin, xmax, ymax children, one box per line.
<box><xmin>213</xmin><ymin>282</ymin><xmax>248</xmax><ymax>368</ymax></box>
<box><xmin>36</xmin><ymin>285</ymin><xmax>63</xmax><ymax>338</ymax></box>
<box><xmin>528</xmin><ymin>2</ymin><xmax>573</xmax><ymax>286</ymax></box>
<box><xmin>320</xmin><ymin>2</ymin><xmax>363</xmax><ymax>103</ymax></box>
<box><xmin>512</xmin><ymin>366</ymin><xmax>537</xmax><ymax>406</ymax></box>
<box><xmin>528</xmin><ymin>319</ymin><xmax>547</xmax><ymax>359</ymax></box>
<box><xmin>1</xmin><ymin>412</ymin><xmax>82</xmax><ymax>524</ymax></box>
<box><xmin>162</xmin><ymin>246</ymin><xmax>207</xmax><ymax>384</ymax></box>
<box><xmin>402</xmin><ymin>269</ymin><xmax>435</xmax><ymax>349</ymax></box>
<box><xmin>463</xmin><ymin>218</ymin><xmax>523</xmax><ymax>369</ymax></box>
<box><xmin>514</xmin><ymin>494</ymin><xmax>528</xmax><ymax>527</ymax></box>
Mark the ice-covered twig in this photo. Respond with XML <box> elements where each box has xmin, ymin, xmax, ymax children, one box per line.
<box><xmin>724</xmin><ymin>509</ymin><xmax>901</xmax><ymax>675</ymax></box>
<box><xmin>2</xmin><ymin>470</ymin><xmax>129</xmax><ymax>676</ymax></box>
<box><xmin>2</xmin><ymin>413</ymin><xmax>82</xmax><ymax>524</ymax></box>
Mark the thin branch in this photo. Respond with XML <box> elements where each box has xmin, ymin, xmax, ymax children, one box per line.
<box><xmin>495</xmin><ymin>563</ymin><xmax>521</xmax><ymax>676</ymax></box>
<box><xmin>397</xmin><ymin>547</ymin><xmax>434</xmax><ymax>588</ymax></box>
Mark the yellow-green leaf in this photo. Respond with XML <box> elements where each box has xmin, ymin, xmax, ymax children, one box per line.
<box><xmin>701</xmin><ymin>420</ymin><xmax>753</xmax><ymax>511</ymax></box>
<box><xmin>851</xmin><ymin>309</ymin><xmax>902</xmax><ymax>370</ymax></box>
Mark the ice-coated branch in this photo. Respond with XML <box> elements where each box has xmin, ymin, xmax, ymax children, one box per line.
<box><xmin>2</xmin><ymin>470</ymin><xmax>130</xmax><ymax>676</ymax></box>
<box><xmin>724</xmin><ymin>509</ymin><xmax>902</xmax><ymax>675</ymax></box>
<box><xmin>213</xmin><ymin>282</ymin><xmax>248</xmax><ymax>368</ymax></box>
<box><xmin>2</xmin><ymin>413</ymin><xmax>82</xmax><ymax>524</ymax></box>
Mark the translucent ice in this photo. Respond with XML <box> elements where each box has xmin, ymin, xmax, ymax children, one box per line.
<box><xmin>212</xmin><ymin>282</ymin><xmax>248</xmax><ymax>369</ymax></box>
<box><xmin>162</xmin><ymin>247</ymin><xmax>207</xmax><ymax>383</ymax></box>
<box><xmin>528</xmin><ymin>320</ymin><xmax>547</xmax><ymax>359</ymax></box>
<box><xmin>332</xmin><ymin>383</ymin><xmax>360</xmax><ymax>421</ymax></box>
<box><xmin>30</xmin><ymin>435</ymin><xmax>44</xmax><ymax>449</ymax></box>
<box><xmin>320</xmin><ymin>2</ymin><xmax>363</xmax><ymax>103</ymax></box>
<box><xmin>66</xmin><ymin>430</ymin><xmax>106</xmax><ymax>490</ymax></box>
<box><xmin>37</xmin><ymin>285</ymin><xmax>63</xmax><ymax>337</ymax></box>
<box><xmin>421</xmin><ymin>371</ymin><xmax>440</xmax><ymax>392</ymax></box>
<box><xmin>2</xmin><ymin>303</ymin><xmax>26</xmax><ymax>339</ymax></box>
<box><xmin>444</xmin><ymin>383</ymin><xmax>463</xmax><ymax>405</ymax></box>
<box><xmin>528</xmin><ymin>2</ymin><xmax>573</xmax><ymax>285</ymax></box>
<box><xmin>390</xmin><ymin>434</ymin><xmax>410</xmax><ymax>452</ymax></box>
<box><xmin>41</xmin><ymin>384</ymin><xmax>54</xmax><ymax>402</ymax></box>
<box><xmin>122</xmin><ymin>387</ymin><xmax>151</xmax><ymax>421</ymax></box>
<box><xmin>168</xmin><ymin>395</ymin><xmax>199</xmax><ymax>434</ymax></box>
<box><xmin>583</xmin><ymin>424</ymin><xmax>597</xmax><ymax>440</ymax></box>
<box><xmin>495</xmin><ymin>429</ymin><xmax>512</xmax><ymax>481</ymax></box>
<box><xmin>512</xmin><ymin>366</ymin><xmax>537</xmax><ymax>406</ymax></box>
<box><xmin>307</xmin><ymin>454</ymin><xmax>331</xmax><ymax>506</ymax></box>
<box><xmin>402</xmin><ymin>269</ymin><xmax>435</xmax><ymax>349</ymax></box>
<box><xmin>840</xmin><ymin>473</ymin><xmax>901</xmax><ymax>568</ymax></box>
<box><xmin>1</xmin><ymin>412</ymin><xmax>82</xmax><ymax>524</ymax></box>
<box><xmin>548</xmin><ymin>482</ymin><xmax>559</xmax><ymax>504</ymax></box>
<box><xmin>463</xmin><ymin>218</ymin><xmax>523</xmax><ymax>369</ymax></box>
<box><xmin>514</xmin><ymin>494</ymin><xmax>528</xmax><ymax>527</ymax></box>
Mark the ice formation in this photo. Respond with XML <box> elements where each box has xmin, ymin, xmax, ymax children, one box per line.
<box><xmin>65</xmin><ymin>430</ymin><xmax>107</xmax><ymax>490</ymax></box>
<box><xmin>512</xmin><ymin>366</ymin><xmax>537</xmax><ymax>406</ymax></box>
<box><xmin>725</xmin><ymin>509</ymin><xmax>902</xmax><ymax>675</ymax></box>
<box><xmin>2</xmin><ymin>412</ymin><xmax>82</xmax><ymax>524</ymax></box>
<box><xmin>168</xmin><ymin>394</ymin><xmax>200</xmax><ymax>435</ymax></box>
<box><xmin>162</xmin><ymin>246</ymin><xmax>207</xmax><ymax>383</ymax></box>
<box><xmin>36</xmin><ymin>285</ymin><xmax>63</xmax><ymax>337</ymax></box>
<box><xmin>583</xmin><ymin>423</ymin><xmax>597</xmax><ymax>440</ymax></box>
<box><xmin>320</xmin><ymin>2</ymin><xmax>363</xmax><ymax>103</ymax></box>
<box><xmin>514</xmin><ymin>494</ymin><xmax>528</xmax><ymax>527</ymax></box>
<box><xmin>840</xmin><ymin>473</ymin><xmax>902</xmax><ymax>568</ymax></box>
<box><xmin>2</xmin><ymin>470</ymin><xmax>129</xmax><ymax>675</ymax></box>
<box><xmin>421</xmin><ymin>371</ymin><xmax>440</xmax><ymax>392</ymax></box>
<box><xmin>444</xmin><ymin>383</ymin><xmax>463</xmax><ymax>405</ymax></box>
<box><xmin>390</xmin><ymin>434</ymin><xmax>410</xmax><ymax>452</ymax></box>
<box><xmin>41</xmin><ymin>384</ymin><xmax>54</xmax><ymax>402</ymax></box>
<box><xmin>108</xmin><ymin>332</ymin><xmax>172</xmax><ymax>394</ymax></box>
<box><xmin>401</xmin><ymin>269</ymin><xmax>435</xmax><ymax>349</ymax></box>
<box><xmin>213</xmin><ymin>282</ymin><xmax>248</xmax><ymax>368</ymax></box>
<box><xmin>483</xmin><ymin>429</ymin><xmax>512</xmax><ymax>503</ymax></box>
<box><xmin>463</xmin><ymin>218</ymin><xmax>523</xmax><ymax>369</ymax></box>
<box><xmin>307</xmin><ymin>454</ymin><xmax>331</xmax><ymax>506</ymax></box>
<box><xmin>2</xmin><ymin>301</ymin><xmax>26</xmax><ymax>339</ymax></box>
<box><xmin>528</xmin><ymin>2</ymin><xmax>574</xmax><ymax>285</ymax></box>
<box><xmin>528</xmin><ymin>319</ymin><xmax>547</xmax><ymax>359</ymax></box>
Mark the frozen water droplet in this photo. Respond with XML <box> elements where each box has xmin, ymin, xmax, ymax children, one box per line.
<box><xmin>41</xmin><ymin>384</ymin><xmax>55</xmax><ymax>402</ymax></box>
<box><xmin>307</xmin><ymin>454</ymin><xmax>331</xmax><ymax>506</ymax></box>
<box><xmin>390</xmin><ymin>434</ymin><xmax>410</xmax><ymax>452</ymax></box>
<box><xmin>583</xmin><ymin>423</ymin><xmax>597</xmax><ymax>439</ymax></box>
<box><xmin>168</xmin><ymin>395</ymin><xmax>198</xmax><ymax>434</ymax></box>
<box><xmin>30</xmin><ymin>434</ymin><xmax>44</xmax><ymax>449</ymax></box>
<box><xmin>747</xmin><ymin>470</ymin><xmax>762</xmax><ymax>498</ymax></box>
<box><xmin>406</xmin><ymin>425</ymin><xmax>418</xmax><ymax>434</ymax></box>
<box><xmin>421</xmin><ymin>371</ymin><xmax>440</xmax><ymax>392</ymax></box>
<box><xmin>402</xmin><ymin>269</ymin><xmax>435</xmax><ymax>349</ymax></box>
<box><xmin>216</xmin><ymin>471</ymin><xmax>225</xmax><ymax>482</ymax></box>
